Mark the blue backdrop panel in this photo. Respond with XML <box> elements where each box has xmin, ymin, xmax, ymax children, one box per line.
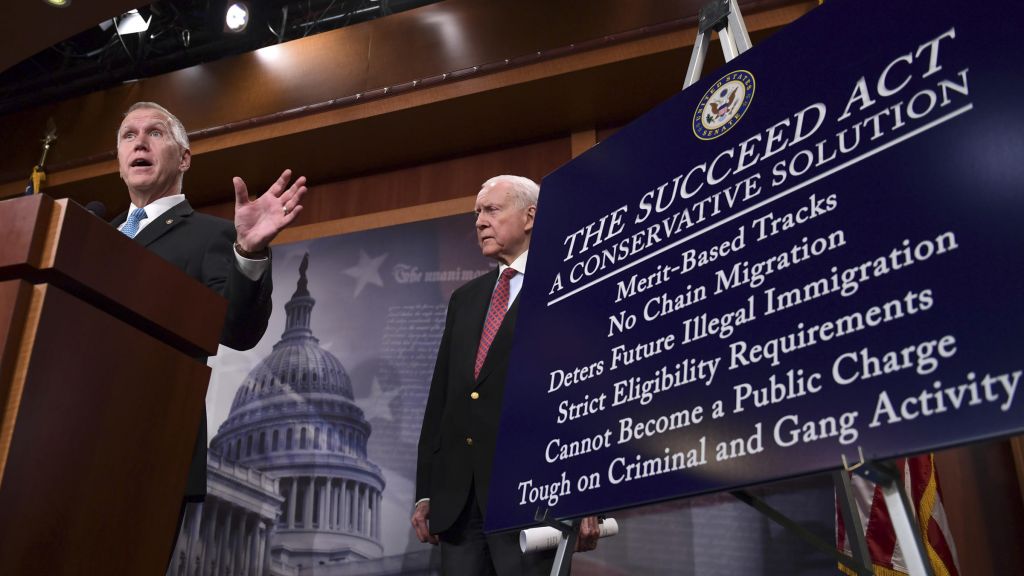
<box><xmin>487</xmin><ymin>0</ymin><xmax>1024</xmax><ymax>532</ymax></box>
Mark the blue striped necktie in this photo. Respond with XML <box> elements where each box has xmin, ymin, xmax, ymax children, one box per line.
<box><xmin>121</xmin><ymin>206</ymin><xmax>147</xmax><ymax>238</ymax></box>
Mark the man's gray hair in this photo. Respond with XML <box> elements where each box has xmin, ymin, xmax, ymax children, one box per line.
<box><xmin>118</xmin><ymin>102</ymin><xmax>190</xmax><ymax>151</ymax></box>
<box><xmin>480</xmin><ymin>175</ymin><xmax>539</xmax><ymax>209</ymax></box>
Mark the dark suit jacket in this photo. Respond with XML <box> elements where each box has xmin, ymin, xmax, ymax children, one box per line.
<box><xmin>416</xmin><ymin>268</ymin><xmax>520</xmax><ymax>535</ymax></box>
<box><xmin>112</xmin><ymin>198</ymin><xmax>272</xmax><ymax>497</ymax></box>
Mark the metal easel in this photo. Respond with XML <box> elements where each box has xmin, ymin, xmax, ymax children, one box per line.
<box><xmin>533</xmin><ymin>3</ymin><xmax>755</xmax><ymax>567</ymax></box>
<box><xmin>729</xmin><ymin>448</ymin><xmax>937</xmax><ymax>573</ymax></box>
<box><xmin>729</xmin><ymin>448</ymin><xmax>937</xmax><ymax>576</ymax></box>
<box><xmin>534</xmin><ymin>1</ymin><xmax>937</xmax><ymax>574</ymax></box>
<box><xmin>683</xmin><ymin>0</ymin><xmax>753</xmax><ymax>89</ymax></box>
<box><xmin>532</xmin><ymin>2</ymin><xmax>757</xmax><ymax>571</ymax></box>
<box><xmin>681</xmin><ymin>1</ymin><xmax>935</xmax><ymax>572</ymax></box>
<box><xmin>687</xmin><ymin>1</ymin><xmax>934</xmax><ymax>574</ymax></box>
<box><xmin>834</xmin><ymin>448</ymin><xmax>937</xmax><ymax>576</ymax></box>
<box><xmin>534</xmin><ymin>508</ymin><xmax>580</xmax><ymax>576</ymax></box>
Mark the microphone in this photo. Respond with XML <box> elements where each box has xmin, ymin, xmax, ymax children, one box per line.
<box><xmin>84</xmin><ymin>201</ymin><xmax>107</xmax><ymax>219</ymax></box>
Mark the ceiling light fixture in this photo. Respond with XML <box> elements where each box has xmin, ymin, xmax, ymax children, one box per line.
<box><xmin>43</xmin><ymin>0</ymin><xmax>71</xmax><ymax>7</ymax></box>
<box><xmin>225</xmin><ymin>2</ymin><xmax>250</xmax><ymax>33</ymax></box>
<box><xmin>116</xmin><ymin>9</ymin><xmax>152</xmax><ymax>35</ymax></box>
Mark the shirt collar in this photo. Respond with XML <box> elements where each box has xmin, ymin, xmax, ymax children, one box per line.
<box><xmin>130</xmin><ymin>194</ymin><xmax>186</xmax><ymax>219</ymax></box>
<box><xmin>499</xmin><ymin>250</ymin><xmax>528</xmax><ymax>276</ymax></box>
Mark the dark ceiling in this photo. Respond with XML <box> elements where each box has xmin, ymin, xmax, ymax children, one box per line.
<box><xmin>0</xmin><ymin>0</ymin><xmax>440</xmax><ymax>116</ymax></box>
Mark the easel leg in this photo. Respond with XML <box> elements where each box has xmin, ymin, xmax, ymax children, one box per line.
<box><xmin>684</xmin><ymin>30</ymin><xmax>711</xmax><ymax>89</ymax></box>
<box><xmin>683</xmin><ymin>0</ymin><xmax>754</xmax><ymax>89</ymax></box>
<box><xmin>732</xmin><ymin>488</ymin><xmax>873</xmax><ymax>576</ymax></box>
<box><xmin>875</xmin><ymin>469</ymin><xmax>935</xmax><ymax>576</ymax></box>
<box><xmin>849</xmin><ymin>461</ymin><xmax>936</xmax><ymax>576</ymax></box>
<box><xmin>725</xmin><ymin>0</ymin><xmax>753</xmax><ymax>51</ymax></box>
<box><xmin>548</xmin><ymin>519</ymin><xmax>580</xmax><ymax>576</ymax></box>
<box><xmin>833</xmin><ymin>471</ymin><xmax>875</xmax><ymax>576</ymax></box>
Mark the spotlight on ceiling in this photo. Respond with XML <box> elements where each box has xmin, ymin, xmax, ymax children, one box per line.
<box><xmin>42</xmin><ymin>0</ymin><xmax>71</xmax><ymax>7</ymax></box>
<box><xmin>116</xmin><ymin>9</ymin><xmax>152</xmax><ymax>35</ymax></box>
<box><xmin>225</xmin><ymin>2</ymin><xmax>251</xmax><ymax>33</ymax></box>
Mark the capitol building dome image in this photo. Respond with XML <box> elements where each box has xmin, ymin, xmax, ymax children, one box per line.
<box><xmin>172</xmin><ymin>253</ymin><xmax>389</xmax><ymax>576</ymax></box>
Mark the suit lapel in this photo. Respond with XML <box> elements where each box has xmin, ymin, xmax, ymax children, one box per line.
<box><xmin>132</xmin><ymin>199</ymin><xmax>193</xmax><ymax>247</ymax></box>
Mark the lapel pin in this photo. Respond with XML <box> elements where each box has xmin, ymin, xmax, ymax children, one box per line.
<box><xmin>166</xmin><ymin>218</ymin><xmax>174</xmax><ymax>225</ymax></box>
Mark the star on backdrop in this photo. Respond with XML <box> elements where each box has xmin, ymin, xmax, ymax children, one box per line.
<box><xmin>344</xmin><ymin>250</ymin><xmax>388</xmax><ymax>297</ymax></box>
<box><xmin>358</xmin><ymin>376</ymin><xmax>402</xmax><ymax>422</ymax></box>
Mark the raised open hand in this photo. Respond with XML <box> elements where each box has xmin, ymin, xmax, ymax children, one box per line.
<box><xmin>233</xmin><ymin>169</ymin><xmax>308</xmax><ymax>254</ymax></box>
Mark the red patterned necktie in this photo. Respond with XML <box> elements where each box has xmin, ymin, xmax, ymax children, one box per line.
<box><xmin>475</xmin><ymin>268</ymin><xmax>518</xmax><ymax>379</ymax></box>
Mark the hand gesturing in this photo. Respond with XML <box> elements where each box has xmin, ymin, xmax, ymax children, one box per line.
<box><xmin>233</xmin><ymin>169</ymin><xmax>308</xmax><ymax>254</ymax></box>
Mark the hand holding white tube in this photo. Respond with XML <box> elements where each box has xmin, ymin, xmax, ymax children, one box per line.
<box><xmin>520</xmin><ymin>518</ymin><xmax>619</xmax><ymax>553</ymax></box>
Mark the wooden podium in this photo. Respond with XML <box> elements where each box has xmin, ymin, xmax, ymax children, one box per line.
<box><xmin>0</xmin><ymin>194</ymin><xmax>228</xmax><ymax>575</ymax></box>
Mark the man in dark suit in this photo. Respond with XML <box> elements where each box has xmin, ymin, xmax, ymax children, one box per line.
<box><xmin>112</xmin><ymin>102</ymin><xmax>306</xmax><ymax>541</ymax></box>
<box><xmin>413</xmin><ymin>175</ymin><xmax>598</xmax><ymax>575</ymax></box>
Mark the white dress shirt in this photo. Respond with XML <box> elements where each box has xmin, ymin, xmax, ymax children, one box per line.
<box><xmin>497</xmin><ymin>250</ymin><xmax>528</xmax><ymax>309</ymax></box>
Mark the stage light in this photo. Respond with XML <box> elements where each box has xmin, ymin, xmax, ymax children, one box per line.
<box><xmin>116</xmin><ymin>9</ymin><xmax>152</xmax><ymax>35</ymax></box>
<box><xmin>42</xmin><ymin>0</ymin><xmax>71</xmax><ymax>7</ymax></box>
<box><xmin>225</xmin><ymin>2</ymin><xmax>250</xmax><ymax>33</ymax></box>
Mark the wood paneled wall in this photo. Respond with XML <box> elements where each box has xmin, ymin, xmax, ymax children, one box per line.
<box><xmin>935</xmin><ymin>441</ymin><xmax>1024</xmax><ymax>575</ymax></box>
<box><xmin>201</xmin><ymin>136</ymin><xmax>572</xmax><ymax>237</ymax></box>
<box><xmin>0</xmin><ymin>0</ymin><xmax>817</xmax><ymax>215</ymax></box>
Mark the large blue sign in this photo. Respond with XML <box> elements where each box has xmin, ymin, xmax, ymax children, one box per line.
<box><xmin>486</xmin><ymin>0</ymin><xmax>1024</xmax><ymax>532</ymax></box>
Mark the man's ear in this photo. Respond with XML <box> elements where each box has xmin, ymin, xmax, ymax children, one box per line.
<box><xmin>524</xmin><ymin>204</ymin><xmax>536</xmax><ymax>233</ymax></box>
<box><xmin>179</xmin><ymin>148</ymin><xmax>192</xmax><ymax>172</ymax></box>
